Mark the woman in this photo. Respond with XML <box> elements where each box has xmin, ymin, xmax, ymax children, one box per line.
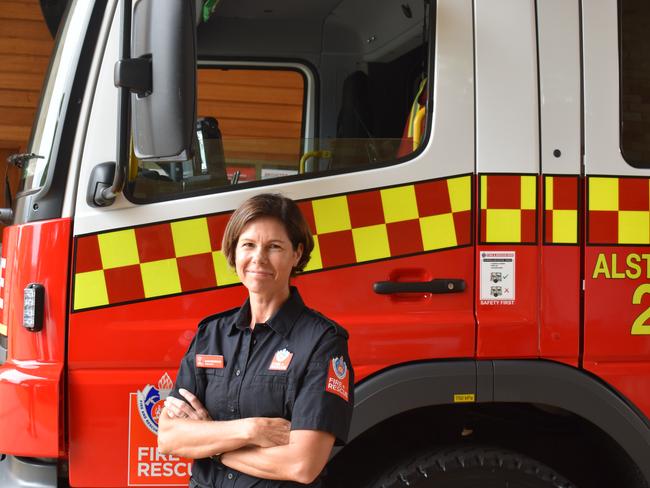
<box><xmin>158</xmin><ymin>194</ymin><xmax>354</xmax><ymax>487</ymax></box>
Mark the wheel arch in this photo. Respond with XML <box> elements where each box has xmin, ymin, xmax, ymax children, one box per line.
<box><xmin>342</xmin><ymin>359</ymin><xmax>650</xmax><ymax>483</ymax></box>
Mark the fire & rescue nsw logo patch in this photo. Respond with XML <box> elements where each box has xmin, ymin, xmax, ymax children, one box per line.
<box><xmin>136</xmin><ymin>372</ymin><xmax>173</xmax><ymax>434</ymax></box>
<box><xmin>325</xmin><ymin>356</ymin><xmax>349</xmax><ymax>401</ymax></box>
<box><xmin>128</xmin><ymin>373</ymin><xmax>191</xmax><ymax>486</ymax></box>
<box><xmin>269</xmin><ymin>348</ymin><xmax>294</xmax><ymax>370</ymax></box>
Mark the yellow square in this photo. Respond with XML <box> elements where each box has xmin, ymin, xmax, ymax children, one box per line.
<box><xmin>552</xmin><ymin>210</ymin><xmax>578</xmax><ymax>244</ymax></box>
<box><xmin>74</xmin><ymin>270</ymin><xmax>108</xmax><ymax>310</ymax></box>
<box><xmin>312</xmin><ymin>196</ymin><xmax>351</xmax><ymax>234</ymax></box>
<box><xmin>98</xmin><ymin>229</ymin><xmax>139</xmax><ymax>269</ymax></box>
<box><xmin>352</xmin><ymin>224</ymin><xmax>390</xmax><ymax>262</ymax></box>
<box><xmin>381</xmin><ymin>185</ymin><xmax>419</xmax><ymax>223</ymax></box>
<box><xmin>171</xmin><ymin>218</ymin><xmax>212</xmax><ymax>257</ymax></box>
<box><xmin>212</xmin><ymin>251</ymin><xmax>240</xmax><ymax>286</ymax></box>
<box><xmin>140</xmin><ymin>259</ymin><xmax>181</xmax><ymax>298</ymax></box>
<box><xmin>619</xmin><ymin>211</ymin><xmax>650</xmax><ymax>244</ymax></box>
<box><xmin>447</xmin><ymin>176</ymin><xmax>471</xmax><ymax>213</ymax></box>
<box><xmin>589</xmin><ymin>177</ymin><xmax>619</xmax><ymax>211</ymax></box>
<box><xmin>486</xmin><ymin>209</ymin><xmax>521</xmax><ymax>242</ymax></box>
<box><xmin>303</xmin><ymin>235</ymin><xmax>323</xmax><ymax>272</ymax></box>
<box><xmin>520</xmin><ymin>175</ymin><xmax>537</xmax><ymax>210</ymax></box>
<box><xmin>420</xmin><ymin>214</ymin><xmax>457</xmax><ymax>250</ymax></box>
<box><xmin>480</xmin><ymin>175</ymin><xmax>488</xmax><ymax>209</ymax></box>
<box><xmin>545</xmin><ymin>176</ymin><xmax>554</xmax><ymax>210</ymax></box>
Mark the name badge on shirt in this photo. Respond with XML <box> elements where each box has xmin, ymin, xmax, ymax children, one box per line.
<box><xmin>196</xmin><ymin>354</ymin><xmax>224</xmax><ymax>369</ymax></box>
<box><xmin>269</xmin><ymin>348</ymin><xmax>293</xmax><ymax>371</ymax></box>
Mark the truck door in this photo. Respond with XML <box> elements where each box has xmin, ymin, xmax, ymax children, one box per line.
<box><xmin>537</xmin><ymin>0</ymin><xmax>582</xmax><ymax>364</ymax></box>
<box><xmin>66</xmin><ymin>1</ymin><xmax>476</xmax><ymax>486</ymax></box>
<box><xmin>582</xmin><ymin>0</ymin><xmax>650</xmax><ymax>419</ymax></box>
<box><xmin>474</xmin><ymin>0</ymin><xmax>542</xmax><ymax>358</ymax></box>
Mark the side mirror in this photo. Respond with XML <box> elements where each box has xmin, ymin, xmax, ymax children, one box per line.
<box><xmin>116</xmin><ymin>0</ymin><xmax>196</xmax><ymax>161</ymax></box>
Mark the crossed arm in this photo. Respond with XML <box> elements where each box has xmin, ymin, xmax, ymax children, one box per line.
<box><xmin>157</xmin><ymin>389</ymin><xmax>335</xmax><ymax>484</ymax></box>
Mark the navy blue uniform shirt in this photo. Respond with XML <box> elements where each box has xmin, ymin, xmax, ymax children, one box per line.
<box><xmin>170</xmin><ymin>287</ymin><xmax>354</xmax><ymax>488</ymax></box>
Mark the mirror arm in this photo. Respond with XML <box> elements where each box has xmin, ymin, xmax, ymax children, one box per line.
<box><xmin>101</xmin><ymin>0</ymin><xmax>133</xmax><ymax>206</ymax></box>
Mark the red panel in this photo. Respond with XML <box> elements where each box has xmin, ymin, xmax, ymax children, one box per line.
<box><xmin>414</xmin><ymin>179</ymin><xmax>451</xmax><ymax>216</ymax></box>
<box><xmin>539</xmin><ymin>246</ymin><xmax>580</xmax><ymax>363</ymax></box>
<box><xmin>0</xmin><ymin>219</ymin><xmax>71</xmax><ymax>457</ymax></box>
<box><xmin>75</xmin><ymin>235</ymin><xmax>102</xmax><ymax>273</ymax></box>
<box><xmin>318</xmin><ymin>230</ymin><xmax>356</xmax><ymax>267</ymax></box>
<box><xmin>177</xmin><ymin>253</ymin><xmax>217</xmax><ymax>291</ymax></box>
<box><xmin>453</xmin><ymin>211</ymin><xmax>471</xmax><ymax>246</ymax></box>
<box><xmin>553</xmin><ymin>177</ymin><xmax>578</xmax><ymax>210</ymax></box>
<box><xmin>105</xmin><ymin>265</ymin><xmax>145</xmax><ymax>304</ymax></box>
<box><xmin>544</xmin><ymin>210</ymin><xmax>553</xmax><ymax>242</ymax></box>
<box><xmin>386</xmin><ymin>220</ymin><xmax>423</xmax><ymax>255</ymax></box>
<box><xmin>296</xmin><ymin>201</ymin><xmax>316</xmax><ymax>236</ymax></box>
<box><xmin>618</xmin><ymin>178</ymin><xmax>649</xmax><ymax>211</ymax></box>
<box><xmin>589</xmin><ymin>211</ymin><xmax>618</xmax><ymax>243</ymax></box>
<box><xmin>486</xmin><ymin>175</ymin><xmax>521</xmax><ymax>209</ymax></box>
<box><xmin>207</xmin><ymin>214</ymin><xmax>230</xmax><ymax>251</ymax></box>
<box><xmin>480</xmin><ymin>209</ymin><xmax>488</xmax><ymax>242</ymax></box>
<box><xmin>584</xmin><ymin>247</ymin><xmax>650</xmax><ymax>363</ymax></box>
<box><xmin>347</xmin><ymin>191</ymin><xmax>384</xmax><ymax>227</ymax></box>
<box><xmin>521</xmin><ymin>209</ymin><xmax>536</xmax><ymax>243</ymax></box>
<box><xmin>135</xmin><ymin>224</ymin><xmax>175</xmax><ymax>263</ymax></box>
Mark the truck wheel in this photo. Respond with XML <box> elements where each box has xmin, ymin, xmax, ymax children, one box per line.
<box><xmin>367</xmin><ymin>447</ymin><xmax>577</xmax><ymax>488</ymax></box>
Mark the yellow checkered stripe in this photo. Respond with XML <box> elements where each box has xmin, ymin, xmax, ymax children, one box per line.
<box><xmin>544</xmin><ymin>176</ymin><xmax>579</xmax><ymax>244</ymax></box>
<box><xmin>480</xmin><ymin>174</ymin><xmax>537</xmax><ymax>243</ymax></box>
<box><xmin>588</xmin><ymin>176</ymin><xmax>650</xmax><ymax>245</ymax></box>
<box><xmin>73</xmin><ymin>175</ymin><xmax>472</xmax><ymax>311</ymax></box>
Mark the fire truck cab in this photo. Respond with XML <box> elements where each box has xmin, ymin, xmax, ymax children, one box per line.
<box><xmin>1</xmin><ymin>0</ymin><xmax>650</xmax><ymax>486</ymax></box>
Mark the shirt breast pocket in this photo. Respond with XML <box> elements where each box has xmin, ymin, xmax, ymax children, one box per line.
<box><xmin>200</xmin><ymin>368</ymin><xmax>227</xmax><ymax>420</ymax></box>
<box><xmin>250</xmin><ymin>370</ymin><xmax>294</xmax><ymax>419</ymax></box>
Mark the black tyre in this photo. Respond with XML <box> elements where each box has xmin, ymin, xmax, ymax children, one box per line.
<box><xmin>368</xmin><ymin>446</ymin><xmax>578</xmax><ymax>488</ymax></box>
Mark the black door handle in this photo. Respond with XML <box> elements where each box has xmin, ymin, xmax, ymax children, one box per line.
<box><xmin>373</xmin><ymin>279</ymin><xmax>466</xmax><ymax>295</ymax></box>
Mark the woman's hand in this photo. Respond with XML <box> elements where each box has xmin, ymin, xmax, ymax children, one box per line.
<box><xmin>247</xmin><ymin>417</ymin><xmax>291</xmax><ymax>448</ymax></box>
<box><xmin>164</xmin><ymin>388</ymin><xmax>212</xmax><ymax>420</ymax></box>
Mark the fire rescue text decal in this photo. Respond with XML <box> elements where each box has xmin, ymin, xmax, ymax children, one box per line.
<box><xmin>128</xmin><ymin>373</ymin><xmax>191</xmax><ymax>485</ymax></box>
<box><xmin>592</xmin><ymin>253</ymin><xmax>650</xmax><ymax>335</ymax></box>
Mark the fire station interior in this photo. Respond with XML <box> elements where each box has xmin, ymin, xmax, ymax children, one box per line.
<box><xmin>127</xmin><ymin>0</ymin><xmax>431</xmax><ymax>201</ymax></box>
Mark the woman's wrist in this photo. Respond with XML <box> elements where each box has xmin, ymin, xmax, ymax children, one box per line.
<box><xmin>243</xmin><ymin>418</ymin><xmax>257</xmax><ymax>445</ymax></box>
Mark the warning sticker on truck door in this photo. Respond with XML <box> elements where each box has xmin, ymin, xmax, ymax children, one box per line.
<box><xmin>480</xmin><ymin>251</ymin><xmax>515</xmax><ymax>304</ymax></box>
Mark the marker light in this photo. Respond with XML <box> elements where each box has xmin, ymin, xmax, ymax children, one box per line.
<box><xmin>23</xmin><ymin>284</ymin><xmax>45</xmax><ymax>332</ymax></box>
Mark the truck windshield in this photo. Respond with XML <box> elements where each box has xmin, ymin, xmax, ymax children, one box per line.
<box><xmin>19</xmin><ymin>0</ymin><xmax>95</xmax><ymax>194</ymax></box>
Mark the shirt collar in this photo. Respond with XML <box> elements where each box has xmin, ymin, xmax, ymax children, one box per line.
<box><xmin>229</xmin><ymin>287</ymin><xmax>305</xmax><ymax>338</ymax></box>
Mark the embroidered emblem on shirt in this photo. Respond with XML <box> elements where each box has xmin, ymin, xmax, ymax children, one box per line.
<box><xmin>269</xmin><ymin>348</ymin><xmax>293</xmax><ymax>371</ymax></box>
<box><xmin>325</xmin><ymin>356</ymin><xmax>349</xmax><ymax>401</ymax></box>
<box><xmin>196</xmin><ymin>354</ymin><xmax>224</xmax><ymax>368</ymax></box>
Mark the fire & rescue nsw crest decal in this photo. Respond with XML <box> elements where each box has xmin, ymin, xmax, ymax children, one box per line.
<box><xmin>128</xmin><ymin>373</ymin><xmax>191</xmax><ymax>486</ymax></box>
<box><xmin>325</xmin><ymin>356</ymin><xmax>349</xmax><ymax>401</ymax></box>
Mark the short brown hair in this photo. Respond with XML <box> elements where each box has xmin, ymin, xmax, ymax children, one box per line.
<box><xmin>221</xmin><ymin>194</ymin><xmax>314</xmax><ymax>273</ymax></box>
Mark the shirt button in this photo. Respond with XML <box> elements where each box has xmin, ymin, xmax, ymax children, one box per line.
<box><xmin>229</xmin><ymin>406</ymin><xmax>236</xmax><ymax>413</ymax></box>
<box><xmin>235</xmin><ymin>369</ymin><xmax>241</xmax><ymax>376</ymax></box>
<box><xmin>227</xmin><ymin>473</ymin><xmax>234</xmax><ymax>480</ymax></box>
<box><xmin>253</xmin><ymin>339</ymin><xmax>257</xmax><ymax>345</ymax></box>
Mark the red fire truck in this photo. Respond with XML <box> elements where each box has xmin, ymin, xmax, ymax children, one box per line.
<box><xmin>1</xmin><ymin>0</ymin><xmax>650</xmax><ymax>486</ymax></box>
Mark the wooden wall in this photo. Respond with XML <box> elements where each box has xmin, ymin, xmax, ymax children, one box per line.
<box><xmin>197</xmin><ymin>68</ymin><xmax>304</xmax><ymax>167</ymax></box>
<box><xmin>0</xmin><ymin>0</ymin><xmax>53</xmax><ymax>214</ymax></box>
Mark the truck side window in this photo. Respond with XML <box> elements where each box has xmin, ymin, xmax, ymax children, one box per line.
<box><xmin>125</xmin><ymin>0</ymin><xmax>432</xmax><ymax>203</ymax></box>
<box><xmin>620</xmin><ymin>0</ymin><xmax>650</xmax><ymax>168</ymax></box>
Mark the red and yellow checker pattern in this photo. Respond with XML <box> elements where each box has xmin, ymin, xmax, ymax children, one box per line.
<box><xmin>588</xmin><ymin>176</ymin><xmax>650</xmax><ymax>245</ymax></box>
<box><xmin>544</xmin><ymin>176</ymin><xmax>579</xmax><ymax>244</ymax></box>
<box><xmin>73</xmin><ymin>175</ymin><xmax>472</xmax><ymax>311</ymax></box>
<box><xmin>480</xmin><ymin>174</ymin><xmax>537</xmax><ymax>243</ymax></box>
